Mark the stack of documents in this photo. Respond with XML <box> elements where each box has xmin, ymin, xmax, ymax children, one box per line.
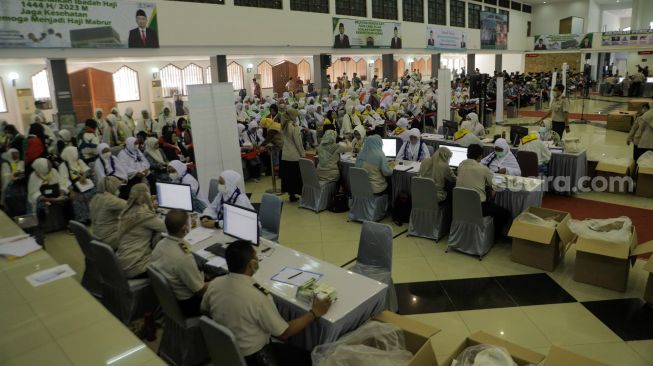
<box><xmin>0</xmin><ymin>235</ymin><xmax>41</xmax><ymax>258</ymax></box>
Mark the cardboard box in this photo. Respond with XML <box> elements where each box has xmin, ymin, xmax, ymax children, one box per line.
<box><xmin>606</xmin><ymin>111</ymin><xmax>636</xmax><ymax>132</ymax></box>
<box><xmin>595</xmin><ymin>160</ymin><xmax>636</xmax><ymax>193</ymax></box>
<box><xmin>636</xmin><ymin>166</ymin><xmax>653</xmax><ymax>198</ymax></box>
<box><xmin>627</xmin><ymin>98</ymin><xmax>651</xmax><ymax>111</ymax></box>
<box><xmin>574</xmin><ymin>226</ymin><xmax>638</xmax><ymax>292</ymax></box>
<box><xmin>442</xmin><ymin>331</ymin><xmax>545</xmax><ymax>366</ymax></box>
<box><xmin>644</xmin><ymin>259</ymin><xmax>653</xmax><ymax>304</ymax></box>
<box><xmin>372</xmin><ymin>311</ymin><xmax>440</xmax><ymax>366</ymax></box>
<box><xmin>508</xmin><ymin>207</ymin><xmax>576</xmax><ymax>271</ymax></box>
<box><xmin>543</xmin><ymin>346</ymin><xmax>609</xmax><ymax>366</ymax></box>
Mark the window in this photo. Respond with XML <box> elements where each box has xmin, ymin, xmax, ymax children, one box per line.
<box><xmin>373</xmin><ymin>0</ymin><xmax>397</xmax><ymax>20</ymax></box>
<box><xmin>257</xmin><ymin>62</ymin><xmax>273</xmax><ymax>89</ymax></box>
<box><xmin>290</xmin><ymin>0</ymin><xmax>328</xmax><ymax>13</ymax></box>
<box><xmin>112</xmin><ymin>66</ymin><xmax>140</xmax><ymax>102</ymax></box>
<box><xmin>499</xmin><ymin>9</ymin><xmax>509</xmax><ymax>31</ymax></box>
<box><xmin>511</xmin><ymin>1</ymin><xmax>521</xmax><ymax>11</ymax></box>
<box><xmin>160</xmin><ymin>64</ymin><xmax>183</xmax><ymax>97</ymax></box>
<box><xmin>468</xmin><ymin>2</ymin><xmax>481</xmax><ymax>29</ymax></box>
<box><xmin>181</xmin><ymin>64</ymin><xmax>204</xmax><ymax>95</ymax></box>
<box><xmin>32</xmin><ymin>69</ymin><xmax>51</xmax><ymax>103</ymax></box>
<box><xmin>206</xmin><ymin>67</ymin><xmax>212</xmax><ymax>84</ymax></box>
<box><xmin>0</xmin><ymin>78</ymin><xmax>7</xmax><ymax>113</ymax></box>
<box><xmin>355</xmin><ymin>59</ymin><xmax>367</xmax><ymax>80</ymax></box>
<box><xmin>428</xmin><ymin>0</ymin><xmax>446</xmax><ymax>25</ymax></box>
<box><xmin>234</xmin><ymin>0</ymin><xmax>282</xmax><ymax>9</ymax></box>
<box><xmin>522</xmin><ymin>4</ymin><xmax>531</xmax><ymax>13</ymax></box>
<box><xmin>484</xmin><ymin>0</ymin><xmax>496</xmax><ymax>4</ymax></box>
<box><xmin>171</xmin><ymin>0</ymin><xmax>224</xmax><ymax>3</ymax></box>
<box><xmin>403</xmin><ymin>0</ymin><xmax>423</xmax><ymax>23</ymax></box>
<box><xmin>396</xmin><ymin>59</ymin><xmax>406</xmax><ymax>80</ymax></box>
<box><xmin>336</xmin><ymin>0</ymin><xmax>366</xmax><ymax>17</ymax></box>
<box><xmin>450</xmin><ymin>0</ymin><xmax>466</xmax><ymax>28</ymax></box>
<box><xmin>227</xmin><ymin>62</ymin><xmax>244</xmax><ymax>90</ymax></box>
<box><xmin>498</xmin><ymin>0</ymin><xmax>509</xmax><ymax>8</ymax></box>
<box><xmin>297</xmin><ymin>60</ymin><xmax>311</xmax><ymax>83</ymax></box>
<box><xmin>484</xmin><ymin>6</ymin><xmax>496</xmax><ymax>13</ymax></box>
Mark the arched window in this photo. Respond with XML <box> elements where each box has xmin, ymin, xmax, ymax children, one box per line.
<box><xmin>32</xmin><ymin>69</ymin><xmax>51</xmax><ymax>102</ymax></box>
<box><xmin>297</xmin><ymin>59</ymin><xmax>311</xmax><ymax>83</ymax></box>
<box><xmin>227</xmin><ymin>62</ymin><xmax>244</xmax><ymax>90</ymax></box>
<box><xmin>112</xmin><ymin>66</ymin><xmax>140</xmax><ymax>102</ymax></box>
<box><xmin>257</xmin><ymin>61</ymin><xmax>273</xmax><ymax>88</ymax></box>
<box><xmin>373</xmin><ymin>59</ymin><xmax>383</xmax><ymax>78</ymax></box>
<box><xmin>206</xmin><ymin>67</ymin><xmax>212</xmax><ymax>84</ymax></box>
<box><xmin>355</xmin><ymin>59</ymin><xmax>367</xmax><ymax>81</ymax></box>
<box><xmin>327</xmin><ymin>60</ymin><xmax>346</xmax><ymax>82</ymax></box>
<box><xmin>396</xmin><ymin>59</ymin><xmax>406</xmax><ymax>80</ymax></box>
<box><xmin>182</xmin><ymin>63</ymin><xmax>204</xmax><ymax>95</ymax></box>
<box><xmin>160</xmin><ymin>64</ymin><xmax>183</xmax><ymax>97</ymax></box>
<box><xmin>0</xmin><ymin>78</ymin><xmax>7</xmax><ymax>113</ymax></box>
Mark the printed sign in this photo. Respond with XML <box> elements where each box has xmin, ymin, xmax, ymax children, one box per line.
<box><xmin>426</xmin><ymin>26</ymin><xmax>467</xmax><ymax>51</ymax></box>
<box><xmin>481</xmin><ymin>11</ymin><xmax>508</xmax><ymax>50</ymax></box>
<box><xmin>332</xmin><ymin>17</ymin><xmax>402</xmax><ymax>49</ymax></box>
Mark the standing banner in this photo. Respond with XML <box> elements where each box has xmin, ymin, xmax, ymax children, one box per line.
<box><xmin>601</xmin><ymin>30</ymin><xmax>653</xmax><ymax>47</ymax></box>
<box><xmin>0</xmin><ymin>1</ymin><xmax>159</xmax><ymax>48</ymax></box>
<box><xmin>426</xmin><ymin>26</ymin><xmax>467</xmax><ymax>51</ymax></box>
<box><xmin>534</xmin><ymin>34</ymin><xmax>593</xmax><ymax>50</ymax></box>
<box><xmin>332</xmin><ymin>17</ymin><xmax>402</xmax><ymax>49</ymax></box>
<box><xmin>480</xmin><ymin>11</ymin><xmax>508</xmax><ymax>50</ymax></box>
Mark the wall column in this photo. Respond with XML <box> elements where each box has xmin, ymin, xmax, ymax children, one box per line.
<box><xmin>495</xmin><ymin>54</ymin><xmax>503</xmax><ymax>74</ymax></box>
<box><xmin>382</xmin><ymin>54</ymin><xmax>395</xmax><ymax>83</ymax></box>
<box><xmin>467</xmin><ymin>54</ymin><xmax>476</xmax><ymax>73</ymax></box>
<box><xmin>210</xmin><ymin>55</ymin><xmax>228</xmax><ymax>83</ymax></box>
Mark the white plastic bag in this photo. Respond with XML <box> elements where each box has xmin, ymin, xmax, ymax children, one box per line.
<box><xmin>601</xmin><ymin>157</ymin><xmax>633</xmax><ymax>167</ymax></box>
<box><xmin>311</xmin><ymin>321</ymin><xmax>412</xmax><ymax>366</ymax></box>
<box><xmin>637</xmin><ymin>151</ymin><xmax>653</xmax><ymax>168</ymax></box>
<box><xmin>516</xmin><ymin>212</ymin><xmax>558</xmax><ymax>228</ymax></box>
<box><xmin>451</xmin><ymin>345</ymin><xmax>517</xmax><ymax>366</ymax></box>
<box><xmin>567</xmin><ymin>216</ymin><xmax>633</xmax><ymax>244</ymax></box>
<box><xmin>562</xmin><ymin>133</ymin><xmax>582</xmax><ymax>153</ymax></box>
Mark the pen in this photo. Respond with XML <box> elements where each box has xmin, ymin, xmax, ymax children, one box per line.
<box><xmin>405</xmin><ymin>167</ymin><xmax>414</xmax><ymax>172</ymax></box>
<box><xmin>287</xmin><ymin>271</ymin><xmax>303</xmax><ymax>280</ymax></box>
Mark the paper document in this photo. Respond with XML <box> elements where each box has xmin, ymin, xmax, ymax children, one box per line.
<box><xmin>184</xmin><ymin>227</ymin><xmax>215</xmax><ymax>245</ymax></box>
<box><xmin>75</xmin><ymin>179</ymin><xmax>95</xmax><ymax>193</ymax></box>
<box><xmin>0</xmin><ymin>237</ymin><xmax>42</xmax><ymax>257</ymax></box>
<box><xmin>394</xmin><ymin>163</ymin><xmax>418</xmax><ymax>172</ymax></box>
<box><xmin>195</xmin><ymin>248</ymin><xmax>215</xmax><ymax>259</ymax></box>
<box><xmin>26</xmin><ymin>264</ymin><xmax>76</xmax><ymax>287</ymax></box>
<box><xmin>206</xmin><ymin>256</ymin><xmax>227</xmax><ymax>269</ymax></box>
<box><xmin>272</xmin><ymin>267</ymin><xmax>323</xmax><ymax>286</ymax></box>
<box><xmin>0</xmin><ymin>234</ymin><xmax>30</xmax><ymax>245</ymax></box>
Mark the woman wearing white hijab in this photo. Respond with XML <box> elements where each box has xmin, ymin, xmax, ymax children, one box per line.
<box><xmin>340</xmin><ymin>104</ymin><xmax>360</xmax><ymax>139</ymax></box>
<box><xmin>317</xmin><ymin>129</ymin><xmax>351</xmax><ymax>182</ymax></box>
<box><xmin>102</xmin><ymin>114</ymin><xmax>120</xmax><ymax>146</ymax></box>
<box><xmin>27</xmin><ymin>157</ymin><xmax>67</xmax><ymax>214</ymax></box>
<box><xmin>94</xmin><ymin>108</ymin><xmax>106</xmax><ymax>137</ymax></box>
<box><xmin>352</xmin><ymin>125</ymin><xmax>367</xmax><ymax>154</ymax></box>
<box><xmin>391</xmin><ymin>117</ymin><xmax>411</xmax><ymax>142</ymax></box>
<box><xmin>56</xmin><ymin>129</ymin><xmax>76</xmax><ymax>156</ymax></box>
<box><xmin>143</xmin><ymin>137</ymin><xmax>169</xmax><ymax>182</ymax></box>
<box><xmin>1</xmin><ymin>148</ymin><xmax>26</xmax><ymax>214</ymax></box>
<box><xmin>118</xmin><ymin>107</ymin><xmax>135</xmax><ymax>143</ymax></box>
<box><xmin>167</xmin><ymin>160</ymin><xmax>208</xmax><ymax>212</ymax></box>
<box><xmin>396</xmin><ymin>128</ymin><xmax>430</xmax><ymax>162</ymax></box>
<box><xmin>59</xmin><ymin>146</ymin><xmax>95</xmax><ymax>224</ymax></box>
<box><xmin>460</xmin><ymin>112</ymin><xmax>485</xmax><ymax>136</ymax></box>
<box><xmin>481</xmin><ymin>138</ymin><xmax>522</xmax><ymax>176</ymax></box>
<box><xmin>201</xmin><ymin>170</ymin><xmax>253</xmax><ymax>228</ymax></box>
<box><xmin>118</xmin><ymin>137</ymin><xmax>152</xmax><ymax>191</ymax></box>
<box><xmin>236</xmin><ymin>102</ymin><xmax>249</xmax><ymax>123</ymax></box>
<box><xmin>94</xmin><ymin>143</ymin><xmax>128</xmax><ymax>183</ymax></box>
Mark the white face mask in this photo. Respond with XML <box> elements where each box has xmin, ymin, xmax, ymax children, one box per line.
<box><xmin>169</xmin><ymin>172</ymin><xmax>179</xmax><ymax>181</ymax></box>
<box><xmin>218</xmin><ymin>184</ymin><xmax>228</xmax><ymax>194</ymax></box>
<box><xmin>102</xmin><ymin>152</ymin><xmax>112</xmax><ymax>160</ymax></box>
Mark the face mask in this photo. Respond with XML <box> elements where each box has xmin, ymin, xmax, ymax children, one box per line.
<box><xmin>496</xmin><ymin>151</ymin><xmax>507</xmax><ymax>159</ymax></box>
<box><xmin>114</xmin><ymin>190</ymin><xmax>121</xmax><ymax>197</ymax></box>
<box><xmin>539</xmin><ymin>127</ymin><xmax>547</xmax><ymax>134</ymax></box>
<box><xmin>102</xmin><ymin>152</ymin><xmax>112</xmax><ymax>160</ymax></box>
<box><xmin>169</xmin><ymin>172</ymin><xmax>179</xmax><ymax>181</ymax></box>
<box><xmin>218</xmin><ymin>184</ymin><xmax>227</xmax><ymax>194</ymax></box>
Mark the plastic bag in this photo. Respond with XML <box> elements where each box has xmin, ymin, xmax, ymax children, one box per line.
<box><xmin>567</xmin><ymin>216</ymin><xmax>633</xmax><ymax>244</ymax></box>
<box><xmin>451</xmin><ymin>345</ymin><xmax>517</xmax><ymax>366</ymax></box>
<box><xmin>637</xmin><ymin>151</ymin><xmax>653</xmax><ymax>168</ymax></box>
<box><xmin>312</xmin><ymin>321</ymin><xmax>412</xmax><ymax>366</ymax></box>
<box><xmin>562</xmin><ymin>133</ymin><xmax>582</xmax><ymax>153</ymax></box>
<box><xmin>516</xmin><ymin>212</ymin><xmax>559</xmax><ymax>228</ymax></box>
<box><xmin>600</xmin><ymin>157</ymin><xmax>633</xmax><ymax>167</ymax></box>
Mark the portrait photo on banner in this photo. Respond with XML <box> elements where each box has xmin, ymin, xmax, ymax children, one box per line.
<box><xmin>332</xmin><ymin>17</ymin><xmax>401</xmax><ymax>49</ymax></box>
<box><xmin>480</xmin><ymin>11</ymin><xmax>508</xmax><ymax>50</ymax></box>
<box><xmin>426</xmin><ymin>26</ymin><xmax>467</xmax><ymax>51</ymax></box>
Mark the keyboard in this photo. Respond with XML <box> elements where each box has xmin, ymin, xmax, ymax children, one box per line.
<box><xmin>205</xmin><ymin>242</ymin><xmax>227</xmax><ymax>257</ymax></box>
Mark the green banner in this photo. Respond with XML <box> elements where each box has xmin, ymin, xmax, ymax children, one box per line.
<box><xmin>332</xmin><ymin>17</ymin><xmax>402</xmax><ymax>49</ymax></box>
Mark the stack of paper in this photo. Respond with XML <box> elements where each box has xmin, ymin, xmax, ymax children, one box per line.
<box><xmin>184</xmin><ymin>227</ymin><xmax>215</xmax><ymax>245</ymax></box>
<box><xmin>0</xmin><ymin>236</ymin><xmax>41</xmax><ymax>258</ymax></box>
<box><xmin>272</xmin><ymin>267</ymin><xmax>323</xmax><ymax>286</ymax></box>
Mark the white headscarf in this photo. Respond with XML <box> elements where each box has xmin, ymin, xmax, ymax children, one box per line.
<box><xmin>125</xmin><ymin>107</ymin><xmax>134</xmax><ymax>117</ymax></box>
<box><xmin>58</xmin><ymin>129</ymin><xmax>72</xmax><ymax>143</ymax></box>
<box><xmin>32</xmin><ymin>158</ymin><xmax>51</xmax><ymax>177</ymax></box>
<box><xmin>220</xmin><ymin>170</ymin><xmax>242</xmax><ymax>198</ymax></box>
<box><xmin>168</xmin><ymin>159</ymin><xmax>187</xmax><ymax>177</ymax></box>
<box><xmin>97</xmin><ymin>143</ymin><xmax>110</xmax><ymax>159</ymax></box>
<box><xmin>144</xmin><ymin>137</ymin><xmax>165</xmax><ymax>164</ymax></box>
<box><xmin>124</xmin><ymin>137</ymin><xmax>145</xmax><ymax>162</ymax></box>
<box><xmin>61</xmin><ymin>146</ymin><xmax>79</xmax><ymax>165</ymax></box>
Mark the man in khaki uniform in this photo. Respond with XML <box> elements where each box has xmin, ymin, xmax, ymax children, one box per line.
<box><xmin>201</xmin><ymin>240</ymin><xmax>331</xmax><ymax>366</ymax></box>
<box><xmin>150</xmin><ymin>209</ymin><xmax>208</xmax><ymax>317</ymax></box>
<box><xmin>538</xmin><ymin>84</ymin><xmax>569</xmax><ymax>138</ymax></box>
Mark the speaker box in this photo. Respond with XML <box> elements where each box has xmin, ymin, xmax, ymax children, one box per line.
<box><xmin>320</xmin><ymin>54</ymin><xmax>332</xmax><ymax>69</ymax></box>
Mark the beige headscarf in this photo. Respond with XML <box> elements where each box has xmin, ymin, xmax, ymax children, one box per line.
<box><xmin>144</xmin><ymin>137</ymin><xmax>166</xmax><ymax>164</ymax></box>
<box><xmin>420</xmin><ymin>147</ymin><xmax>453</xmax><ymax>182</ymax></box>
<box><xmin>118</xmin><ymin>183</ymin><xmax>155</xmax><ymax>239</ymax></box>
<box><xmin>97</xmin><ymin>176</ymin><xmax>122</xmax><ymax>195</ymax></box>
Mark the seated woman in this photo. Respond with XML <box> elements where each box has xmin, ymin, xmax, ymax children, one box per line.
<box><xmin>352</xmin><ymin>125</ymin><xmax>367</xmax><ymax>154</ymax></box>
<box><xmin>419</xmin><ymin>147</ymin><xmax>457</xmax><ymax>206</ymax></box>
<box><xmin>167</xmin><ymin>160</ymin><xmax>208</xmax><ymax>212</ymax></box>
<box><xmin>144</xmin><ymin>137</ymin><xmax>169</xmax><ymax>182</ymax></box>
<box><xmin>355</xmin><ymin>135</ymin><xmax>393</xmax><ymax>195</ymax></box>
<box><xmin>316</xmin><ymin>130</ymin><xmax>352</xmax><ymax>183</ymax></box>
<box><xmin>518</xmin><ymin>133</ymin><xmax>552</xmax><ymax>175</ymax></box>
<box><xmin>118</xmin><ymin>137</ymin><xmax>153</xmax><ymax>193</ymax></box>
<box><xmin>1</xmin><ymin>148</ymin><xmax>27</xmax><ymax>216</ymax></box>
<box><xmin>396</xmin><ymin>128</ymin><xmax>430</xmax><ymax>162</ymax></box>
<box><xmin>175</xmin><ymin>118</ymin><xmax>194</xmax><ymax>162</ymax></box>
<box><xmin>160</xmin><ymin>127</ymin><xmax>186</xmax><ymax>162</ymax></box>
<box><xmin>200</xmin><ymin>170</ymin><xmax>253</xmax><ymax>229</ymax></box>
<box><xmin>27</xmin><ymin>158</ymin><xmax>68</xmax><ymax>217</ymax></box>
<box><xmin>481</xmin><ymin>138</ymin><xmax>522</xmax><ymax>176</ymax></box>
<box><xmin>239</xmin><ymin>123</ymin><xmax>263</xmax><ymax>183</ymax></box>
<box><xmin>78</xmin><ymin>119</ymin><xmax>100</xmax><ymax>164</ymax></box>
<box><xmin>90</xmin><ymin>176</ymin><xmax>127</xmax><ymax>250</ymax></box>
<box><xmin>390</xmin><ymin>118</ymin><xmax>410</xmax><ymax>142</ymax></box>
<box><xmin>461</xmin><ymin>112</ymin><xmax>485</xmax><ymax>136</ymax></box>
<box><xmin>94</xmin><ymin>143</ymin><xmax>128</xmax><ymax>183</ymax></box>
<box><xmin>116</xmin><ymin>183</ymin><xmax>166</xmax><ymax>279</ymax></box>
<box><xmin>453</xmin><ymin>128</ymin><xmax>482</xmax><ymax>148</ymax></box>
<box><xmin>59</xmin><ymin>147</ymin><xmax>95</xmax><ymax>224</ymax></box>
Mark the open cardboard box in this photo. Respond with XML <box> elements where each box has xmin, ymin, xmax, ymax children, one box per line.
<box><xmin>508</xmin><ymin>207</ymin><xmax>576</xmax><ymax>271</ymax></box>
<box><xmin>636</xmin><ymin>166</ymin><xmax>653</xmax><ymax>198</ymax></box>
<box><xmin>543</xmin><ymin>346</ymin><xmax>609</xmax><ymax>366</ymax></box>
<box><xmin>606</xmin><ymin>111</ymin><xmax>636</xmax><ymax>132</ymax></box>
<box><xmin>627</xmin><ymin>98</ymin><xmax>651</xmax><ymax>111</ymax></box>
<box><xmin>595</xmin><ymin>160</ymin><xmax>636</xmax><ymax>193</ymax></box>
<box><xmin>574</xmin><ymin>226</ymin><xmax>653</xmax><ymax>292</ymax></box>
<box><xmin>372</xmin><ymin>311</ymin><xmax>440</xmax><ymax>366</ymax></box>
<box><xmin>636</xmin><ymin>241</ymin><xmax>653</xmax><ymax>304</ymax></box>
<box><xmin>441</xmin><ymin>331</ymin><xmax>545</xmax><ymax>366</ymax></box>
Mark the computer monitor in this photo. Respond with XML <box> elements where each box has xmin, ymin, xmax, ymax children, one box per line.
<box><xmin>448</xmin><ymin>146</ymin><xmax>468</xmax><ymax>168</ymax></box>
<box><xmin>382</xmin><ymin>138</ymin><xmax>398</xmax><ymax>158</ymax></box>
<box><xmin>647</xmin><ymin>77</ymin><xmax>653</xmax><ymax>83</ymax></box>
<box><xmin>509</xmin><ymin>126</ymin><xmax>529</xmax><ymax>146</ymax></box>
<box><xmin>223</xmin><ymin>203</ymin><xmax>260</xmax><ymax>246</ymax></box>
<box><xmin>618</xmin><ymin>77</ymin><xmax>625</xmax><ymax>83</ymax></box>
<box><xmin>156</xmin><ymin>182</ymin><xmax>193</xmax><ymax>212</ymax></box>
<box><xmin>443</xmin><ymin>120</ymin><xmax>458</xmax><ymax>139</ymax></box>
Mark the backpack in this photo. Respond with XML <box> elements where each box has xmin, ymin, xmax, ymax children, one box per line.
<box><xmin>329</xmin><ymin>193</ymin><xmax>349</xmax><ymax>213</ymax></box>
<box><xmin>391</xmin><ymin>191</ymin><xmax>412</xmax><ymax>224</ymax></box>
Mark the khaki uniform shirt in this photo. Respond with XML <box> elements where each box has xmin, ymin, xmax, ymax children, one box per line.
<box><xmin>150</xmin><ymin>236</ymin><xmax>204</xmax><ymax>300</ymax></box>
<box><xmin>551</xmin><ymin>96</ymin><xmax>569</xmax><ymax>122</ymax></box>
<box><xmin>201</xmin><ymin>273</ymin><xmax>288</xmax><ymax>356</ymax></box>
<box><xmin>456</xmin><ymin>159</ymin><xmax>494</xmax><ymax>202</ymax></box>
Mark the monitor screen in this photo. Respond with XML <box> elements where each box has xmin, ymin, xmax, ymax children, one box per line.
<box><xmin>647</xmin><ymin>77</ymin><xmax>653</xmax><ymax>83</ymax></box>
<box><xmin>448</xmin><ymin>146</ymin><xmax>468</xmax><ymax>167</ymax></box>
<box><xmin>223</xmin><ymin>203</ymin><xmax>259</xmax><ymax>245</ymax></box>
<box><xmin>156</xmin><ymin>182</ymin><xmax>193</xmax><ymax>212</ymax></box>
<box><xmin>619</xmin><ymin>77</ymin><xmax>625</xmax><ymax>83</ymax></box>
<box><xmin>382</xmin><ymin>138</ymin><xmax>398</xmax><ymax>157</ymax></box>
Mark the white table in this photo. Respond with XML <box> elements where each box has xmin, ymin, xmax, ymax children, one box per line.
<box><xmin>191</xmin><ymin>230</ymin><xmax>388</xmax><ymax>350</ymax></box>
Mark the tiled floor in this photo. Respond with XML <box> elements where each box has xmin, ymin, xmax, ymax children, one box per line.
<box><xmin>27</xmin><ymin>117</ymin><xmax>653</xmax><ymax>365</ymax></box>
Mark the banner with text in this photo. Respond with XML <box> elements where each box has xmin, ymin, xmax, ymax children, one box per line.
<box><xmin>426</xmin><ymin>26</ymin><xmax>467</xmax><ymax>51</ymax></box>
<box><xmin>0</xmin><ymin>1</ymin><xmax>159</xmax><ymax>48</ymax></box>
<box><xmin>480</xmin><ymin>11</ymin><xmax>508</xmax><ymax>50</ymax></box>
<box><xmin>534</xmin><ymin>34</ymin><xmax>593</xmax><ymax>50</ymax></box>
<box><xmin>332</xmin><ymin>17</ymin><xmax>402</xmax><ymax>49</ymax></box>
<box><xmin>601</xmin><ymin>29</ymin><xmax>653</xmax><ymax>47</ymax></box>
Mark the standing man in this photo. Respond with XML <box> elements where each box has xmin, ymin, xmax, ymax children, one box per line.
<box><xmin>252</xmin><ymin>78</ymin><xmax>262</xmax><ymax>99</ymax></box>
<box><xmin>391</xmin><ymin>27</ymin><xmax>402</xmax><ymax>49</ymax></box>
<box><xmin>201</xmin><ymin>241</ymin><xmax>331</xmax><ymax>365</ymax></box>
<box><xmin>352</xmin><ymin>73</ymin><xmax>362</xmax><ymax>91</ymax></box>
<box><xmin>538</xmin><ymin>84</ymin><xmax>569</xmax><ymax>138</ymax></box>
<box><xmin>285</xmin><ymin>77</ymin><xmax>296</xmax><ymax>93</ymax></box>
<box><xmin>333</xmin><ymin>22</ymin><xmax>351</xmax><ymax>48</ymax></box>
<box><xmin>128</xmin><ymin>9</ymin><xmax>159</xmax><ymax>48</ymax></box>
